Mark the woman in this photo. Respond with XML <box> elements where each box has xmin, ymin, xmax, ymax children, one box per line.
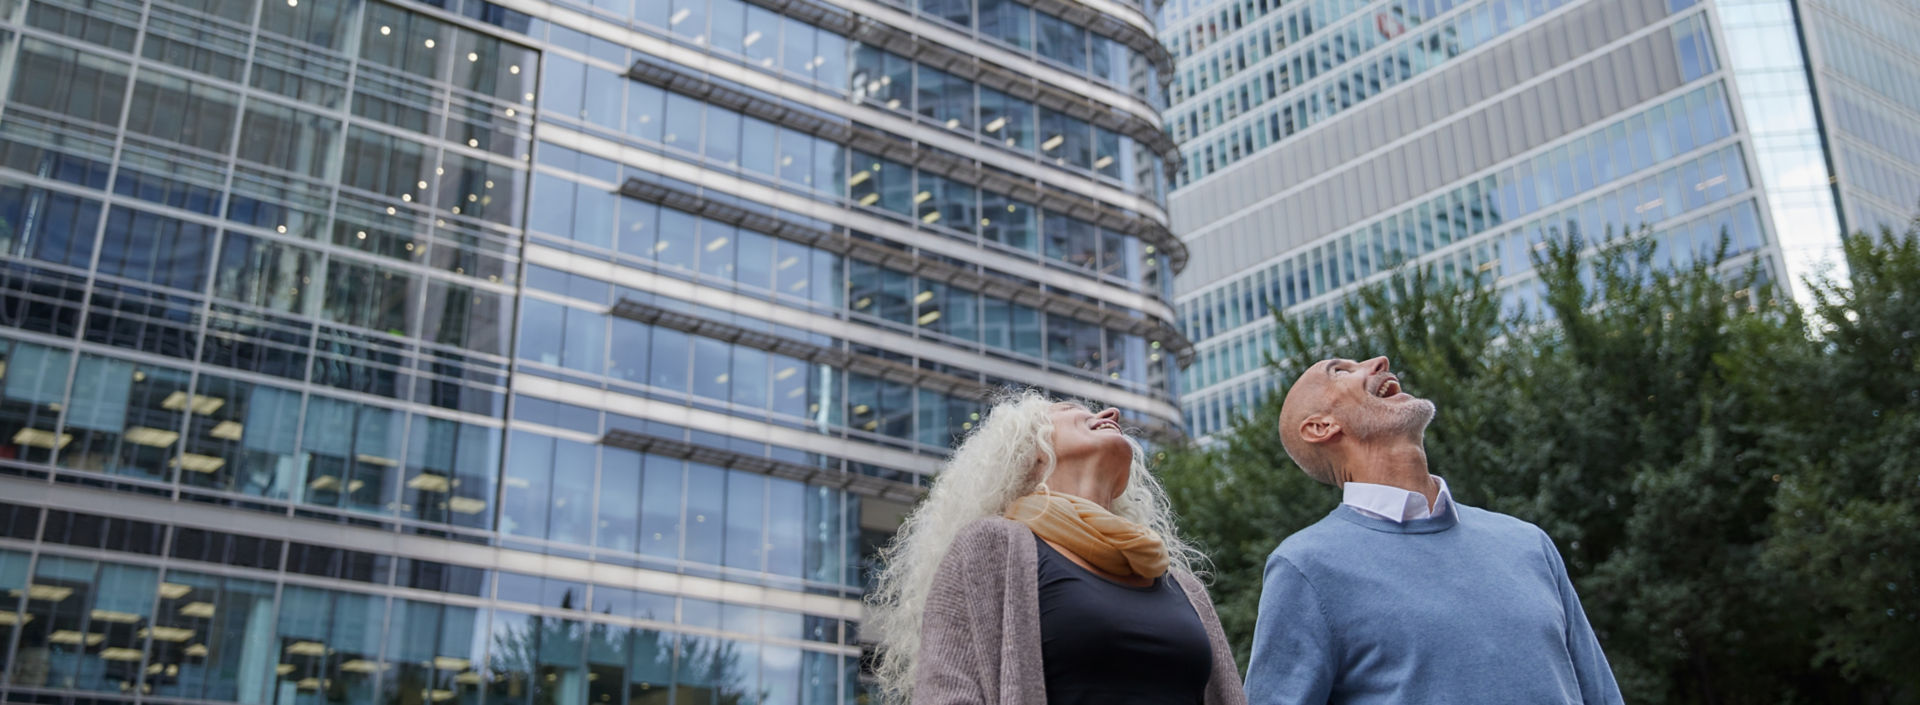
<box><xmin>867</xmin><ymin>391</ymin><xmax>1246</xmax><ymax>705</ymax></box>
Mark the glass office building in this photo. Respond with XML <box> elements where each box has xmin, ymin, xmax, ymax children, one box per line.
<box><xmin>1161</xmin><ymin>0</ymin><xmax>1918</xmax><ymax>438</ymax></box>
<box><xmin>0</xmin><ymin>0</ymin><xmax>1186</xmax><ymax>699</ymax></box>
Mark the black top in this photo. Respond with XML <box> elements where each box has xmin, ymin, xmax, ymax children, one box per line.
<box><xmin>1034</xmin><ymin>533</ymin><xmax>1212</xmax><ymax>705</ymax></box>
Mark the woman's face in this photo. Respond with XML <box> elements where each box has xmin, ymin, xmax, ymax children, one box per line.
<box><xmin>1046</xmin><ymin>402</ymin><xmax>1133</xmax><ymax>482</ymax></box>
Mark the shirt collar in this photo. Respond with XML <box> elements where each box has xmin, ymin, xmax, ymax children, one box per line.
<box><xmin>1341</xmin><ymin>476</ymin><xmax>1452</xmax><ymax>523</ymax></box>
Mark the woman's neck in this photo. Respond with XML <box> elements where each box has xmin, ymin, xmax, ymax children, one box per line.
<box><xmin>1046</xmin><ymin>456</ymin><xmax>1127</xmax><ymax>509</ymax></box>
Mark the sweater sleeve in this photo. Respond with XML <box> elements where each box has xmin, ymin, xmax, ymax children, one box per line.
<box><xmin>912</xmin><ymin>527</ymin><xmax>996</xmax><ymax>705</ymax></box>
<box><xmin>1243</xmin><ymin>553</ymin><xmax>1337</xmax><ymax>705</ymax></box>
<box><xmin>1540</xmin><ymin>531</ymin><xmax>1625</xmax><ymax>705</ymax></box>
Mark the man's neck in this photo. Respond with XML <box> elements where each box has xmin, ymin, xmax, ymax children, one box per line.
<box><xmin>1341</xmin><ymin>441</ymin><xmax>1438</xmax><ymax>509</ymax></box>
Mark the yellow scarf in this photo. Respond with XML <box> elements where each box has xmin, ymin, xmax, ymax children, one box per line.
<box><xmin>1005</xmin><ymin>490</ymin><xmax>1169</xmax><ymax>579</ymax></box>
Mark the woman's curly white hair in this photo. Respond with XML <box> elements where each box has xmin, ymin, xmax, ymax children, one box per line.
<box><xmin>862</xmin><ymin>389</ymin><xmax>1200</xmax><ymax>704</ymax></box>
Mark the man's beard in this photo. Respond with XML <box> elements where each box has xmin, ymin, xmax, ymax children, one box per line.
<box><xmin>1346</xmin><ymin>397</ymin><xmax>1437</xmax><ymax>440</ymax></box>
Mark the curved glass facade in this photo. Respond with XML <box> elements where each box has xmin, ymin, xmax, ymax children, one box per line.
<box><xmin>0</xmin><ymin>0</ymin><xmax>1184</xmax><ymax>700</ymax></box>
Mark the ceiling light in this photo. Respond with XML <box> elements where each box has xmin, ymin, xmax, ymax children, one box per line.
<box><xmin>285</xmin><ymin>641</ymin><xmax>327</xmax><ymax>657</ymax></box>
<box><xmin>49</xmin><ymin>630</ymin><xmax>103</xmax><ymax>645</ymax></box>
<box><xmin>12</xmin><ymin>428</ymin><xmax>71</xmax><ymax>450</ymax></box>
<box><xmin>858</xmin><ymin>193</ymin><xmax>880</xmax><ymax>206</ymax></box>
<box><xmin>100</xmin><ymin>647</ymin><xmax>145</xmax><ymax>661</ymax></box>
<box><xmin>913</xmin><ymin>191</ymin><xmax>931</xmax><ymax>204</ymax></box>
<box><xmin>433</xmin><ymin>656</ymin><xmax>471</xmax><ymax>671</ymax></box>
<box><xmin>185</xmin><ymin>643</ymin><xmax>209</xmax><ymax>657</ymax></box>
<box><xmin>1093</xmin><ymin>156</ymin><xmax>1114</xmax><ymax>169</ymax></box>
<box><xmin>669</xmin><ymin>8</ymin><xmax>690</xmax><ymax>24</ymax></box>
<box><xmin>356</xmin><ymin>453</ymin><xmax>398</xmax><ymax>467</ymax></box>
<box><xmin>158</xmin><ymin>583</ymin><xmax>191</xmax><ymax>600</ymax></box>
<box><xmin>984</xmin><ymin>117</ymin><xmax>1006</xmax><ymax>133</ymax></box>
<box><xmin>407</xmin><ymin>473</ymin><xmax>450</xmax><ymax>493</ymax></box>
<box><xmin>917</xmin><ymin>311</ymin><xmax>942</xmax><ymax>325</ymax></box>
<box><xmin>140</xmin><ymin>626</ymin><xmax>196</xmax><ymax>642</ymax></box>
<box><xmin>742</xmin><ymin>31</ymin><xmax>761</xmax><ymax>47</ymax></box>
<box><xmin>209</xmin><ymin>420</ymin><xmax>243</xmax><ymax>440</ymax></box>
<box><xmin>340</xmin><ymin>659</ymin><xmax>385</xmax><ymax>673</ymax></box>
<box><xmin>172</xmin><ymin>454</ymin><xmax>227</xmax><ymax>474</ymax></box>
<box><xmin>847</xmin><ymin>171</ymin><xmax>870</xmax><ymax>187</ymax></box>
<box><xmin>26</xmin><ymin>584</ymin><xmax>73</xmax><ymax>601</ymax></box>
<box><xmin>921</xmin><ymin>211</ymin><xmax>942</xmax><ymax>224</ymax></box>
<box><xmin>178</xmin><ymin>602</ymin><xmax>216</xmax><ymax>619</ymax></box>
<box><xmin>159</xmin><ymin>392</ymin><xmax>225</xmax><ymax>415</ymax></box>
<box><xmin>123</xmin><ymin>426</ymin><xmax>181</xmax><ymax>448</ymax></box>
<box><xmin>704</xmin><ymin>237</ymin><xmax>729</xmax><ymax>252</ymax></box>
<box><xmin>89</xmin><ymin>609</ymin><xmax>143</xmax><ymax>623</ymax></box>
<box><xmin>448</xmin><ymin>497</ymin><xmax>486</xmax><ymax>514</ymax></box>
<box><xmin>1041</xmin><ymin>135</ymin><xmax>1064</xmax><ymax>151</ymax></box>
<box><xmin>914</xmin><ymin>290</ymin><xmax>935</xmax><ymax>304</ymax></box>
<box><xmin>774</xmin><ymin>367</ymin><xmax>798</xmax><ymax>381</ymax></box>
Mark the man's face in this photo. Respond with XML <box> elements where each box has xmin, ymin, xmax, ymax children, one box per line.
<box><xmin>1297</xmin><ymin>357</ymin><xmax>1436</xmax><ymax>441</ymax></box>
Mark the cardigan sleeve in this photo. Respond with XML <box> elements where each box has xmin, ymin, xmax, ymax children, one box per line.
<box><xmin>912</xmin><ymin>523</ymin><xmax>1005</xmax><ymax>705</ymax></box>
<box><xmin>1174</xmin><ymin>571</ymin><xmax>1250</xmax><ymax>705</ymax></box>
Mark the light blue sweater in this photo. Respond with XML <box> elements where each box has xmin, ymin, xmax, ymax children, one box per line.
<box><xmin>1244</xmin><ymin>503</ymin><xmax>1624</xmax><ymax>705</ymax></box>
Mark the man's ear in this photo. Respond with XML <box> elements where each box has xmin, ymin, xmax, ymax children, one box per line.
<box><xmin>1299</xmin><ymin>414</ymin><xmax>1341</xmax><ymax>445</ymax></box>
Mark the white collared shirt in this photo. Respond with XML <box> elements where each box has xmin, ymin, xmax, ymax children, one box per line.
<box><xmin>1341</xmin><ymin>475</ymin><xmax>1453</xmax><ymax>522</ymax></box>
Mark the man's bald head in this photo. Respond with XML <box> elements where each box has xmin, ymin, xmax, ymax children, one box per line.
<box><xmin>1277</xmin><ymin>357</ymin><xmax>1436</xmax><ymax>486</ymax></box>
<box><xmin>1279</xmin><ymin>361</ymin><xmax>1339</xmax><ymax>485</ymax></box>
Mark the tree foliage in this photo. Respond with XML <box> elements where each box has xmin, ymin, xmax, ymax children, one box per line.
<box><xmin>1161</xmin><ymin>222</ymin><xmax>1920</xmax><ymax>704</ymax></box>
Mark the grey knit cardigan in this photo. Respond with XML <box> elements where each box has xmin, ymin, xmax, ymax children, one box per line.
<box><xmin>912</xmin><ymin>517</ymin><xmax>1248</xmax><ymax>705</ymax></box>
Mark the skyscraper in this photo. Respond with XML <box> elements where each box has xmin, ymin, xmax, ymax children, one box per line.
<box><xmin>1162</xmin><ymin>0</ymin><xmax>1917</xmax><ymax>438</ymax></box>
<box><xmin>0</xmin><ymin>0</ymin><xmax>1183</xmax><ymax>699</ymax></box>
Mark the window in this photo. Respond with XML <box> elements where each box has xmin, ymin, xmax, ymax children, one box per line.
<box><xmin>920</xmin><ymin>0</ymin><xmax>970</xmax><ymax>27</ymax></box>
<box><xmin>1034</xmin><ymin>11</ymin><xmax>1087</xmax><ymax>70</ymax></box>
<box><xmin>98</xmin><ymin>207</ymin><xmax>214</xmax><ymax>291</ymax></box>
<box><xmin>981</xmin><ymin>191</ymin><xmax>1037</xmax><ymax>252</ymax></box>
<box><xmin>299</xmin><ymin>396</ymin><xmax>399</xmax><ymax>516</ymax></box>
<box><xmin>276</xmin><ymin>586</ymin><xmax>386</xmax><ymax>701</ymax></box>
<box><xmin>649</xmin><ymin>327</ymin><xmax>691</xmax><ymax>393</ymax></box>
<box><xmin>662</xmin><ymin>92</ymin><xmax>704</xmax><ymax>152</ymax></box>
<box><xmin>724</xmin><ymin>469</ymin><xmax>766</xmax><ymax>571</ymax></box>
<box><xmin>684</xmin><ymin>462</ymin><xmax>727</xmax><ymax>564</ymax></box>
<box><xmin>979</xmin><ymin>88</ymin><xmax>1036</xmax><ymax>153</ymax></box>
<box><xmin>692</xmin><ymin>337</ymin><xmax>731</xmax><ymax>400</ymax></box>
<box><xmin>979</xmin><ymin>0</ymin><xmax>1032</xmax><ymax>50</ymax></box>
<box><xmin>916</xmin><ymin>64</ymin><xmax>974</xmax><ymax>131</ymax></box>
<box><xmin>640</xmin><ymin>454</ymin><xmax>684</xmax><ymax>559</ymax></box>
<box><xmin>1039</xmin><ymin>108</ymin><xmax>1091</xmax><ymax>170</ymax></box>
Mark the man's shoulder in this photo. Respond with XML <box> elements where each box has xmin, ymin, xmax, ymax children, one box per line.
<box><xmin>1456</xmin><ymin>504</ymin><xmax>1552</xmax><ymax>541</ymax></box>
<box><xmin>1268</xmin><ymin>509</ymin><xmax>1363</xmax><ymax>565</ymax></box>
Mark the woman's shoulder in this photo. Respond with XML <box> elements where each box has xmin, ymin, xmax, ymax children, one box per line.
<box><xmin>931</xmin><ymin>517</ymin><xmax>1032</xmax><ymax>582</ymax></box>
<box><xmin>952</xmin><ymin>516</ymin><xmax>1030</xmax><ymax>548</ymax></box>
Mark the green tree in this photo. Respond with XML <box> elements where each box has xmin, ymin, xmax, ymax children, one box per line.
<box><xmin>1162</xmin><ymin>225</ymin><xmax>1920</xmax><ymax>703</ymax></box>
<box><xmin>1762</xmin><ymin>225</ymin><xmax>1920</xmax><ymax>698</ymax></box>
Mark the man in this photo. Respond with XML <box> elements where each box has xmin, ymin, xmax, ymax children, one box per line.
<box><xmin>1244</xmin><ymin>357</ymin><xmax>1623</xmax><ymax>704</ymax></box>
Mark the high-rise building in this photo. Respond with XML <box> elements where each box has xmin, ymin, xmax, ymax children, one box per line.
<box><xmin>1161</xmin><ymin>0</ymin><xmax>1919</xmax><ymax>438</ymax></box>
<box><xmin>0</xmin><ymin>0</ymin><xmax>1184</xmax><ymax>699</ymax></box>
